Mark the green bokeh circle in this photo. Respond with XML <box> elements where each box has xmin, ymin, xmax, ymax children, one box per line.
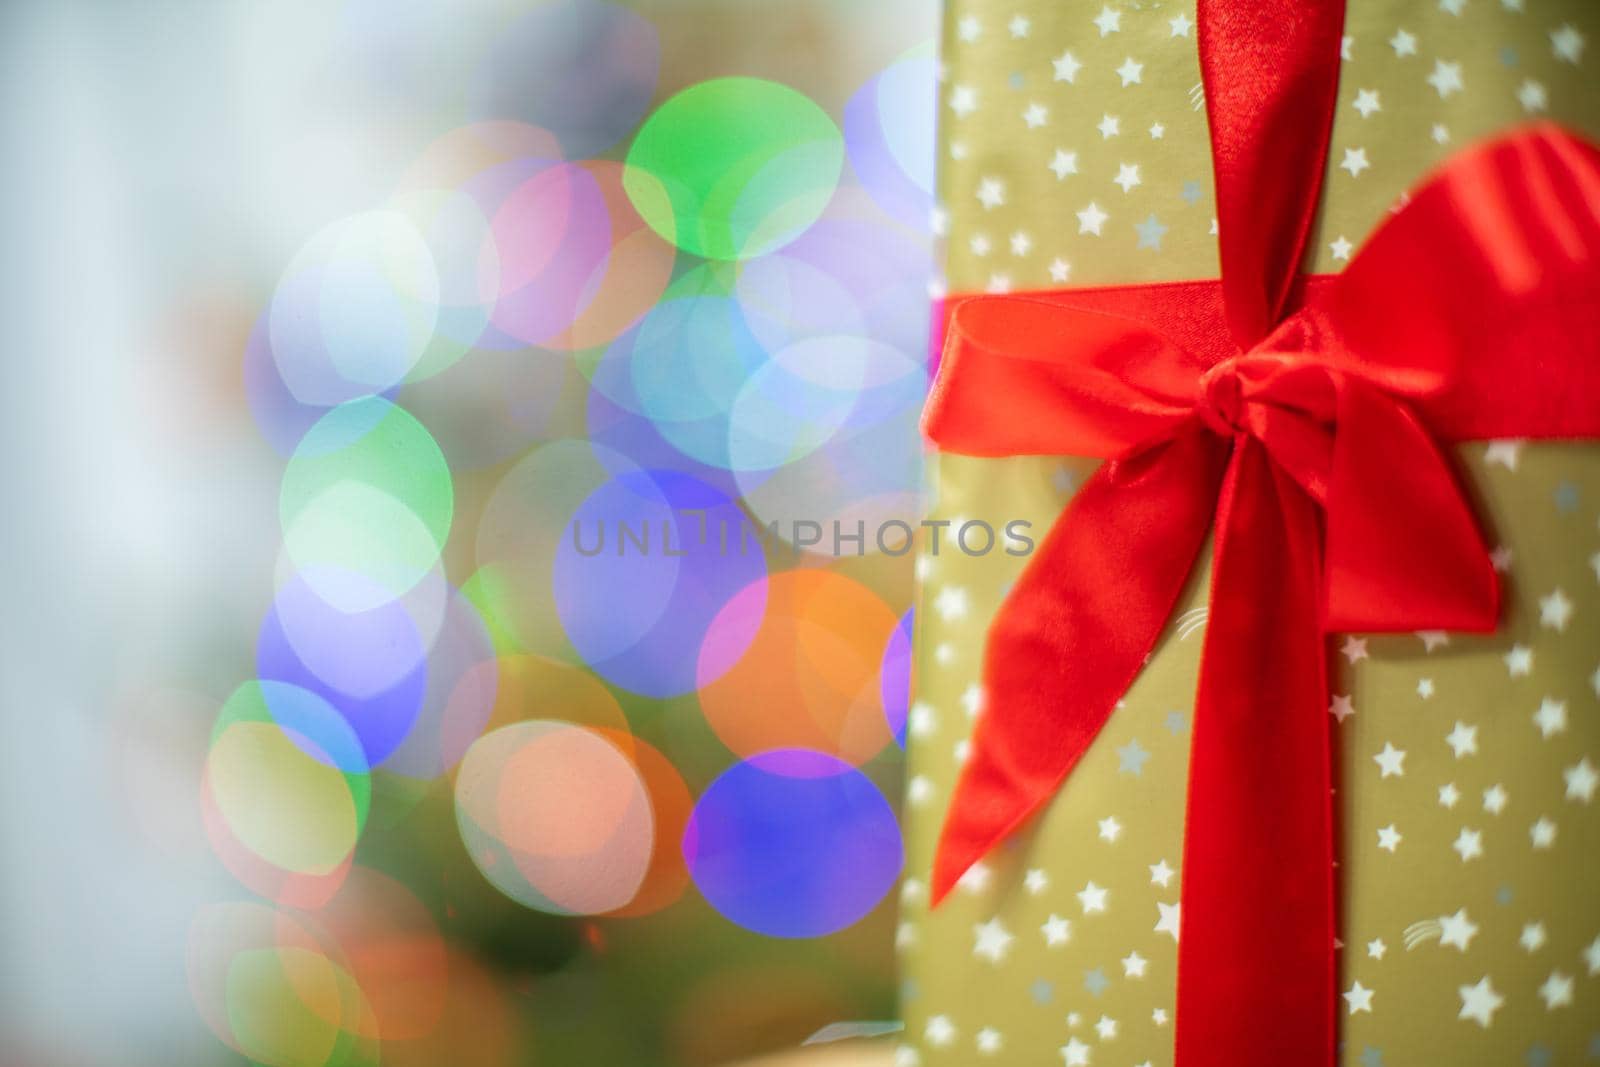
<box><xmin>279</xmin><ymin>397</ymin><xmax>453</xmax><ymax>605</ymax></box>
<box><xmin>624</xmin><ymin>77</ymin><xmax>843</xmax><ymax>260</ymax></box>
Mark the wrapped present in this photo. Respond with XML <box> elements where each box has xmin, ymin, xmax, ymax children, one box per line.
<box><xmin>900</xmin><ymin>1</ymin><xmax>1600</xmax><ymax>1065</ymax></box>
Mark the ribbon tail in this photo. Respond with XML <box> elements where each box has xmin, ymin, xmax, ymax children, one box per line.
<box><xmin>1176</xmin><ymin>437</ymin><xmax>1335</xmax><ymax>1067</ymax></box>
<box><xmin>930</xmin><ymin>426</ymin><xmax>1228</xmax><ymax>904</ymax></box>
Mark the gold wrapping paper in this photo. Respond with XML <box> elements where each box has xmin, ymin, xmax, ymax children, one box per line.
<box><xmin>899</xmin><ymin>2</ymin><xmax>1600</xmax><ymax>1063</ymax></box>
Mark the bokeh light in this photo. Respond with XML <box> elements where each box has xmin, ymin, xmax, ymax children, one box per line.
<box><xmin>202</xmin><ymin>682</ymin><xmax>371</xmax><ymax>908</ymax></box>
<box><xmin>269</xmin><ymin>211</ymin><xmax>441</xmax><ymax>406</ymax></box>
<box><xmin>696</xmin><ymin>570</ymin><xmax>900</xmax><ymax>764</ymax></box>
<box><xmin>881</xmin><ymin>608</ymin><xmax>914</xmax><ymax>748</ymax></box>
<box><xmin>683</xmin><ymin>749</ymin><xmax>903</xmax><ymax>938</ymax></box>
<box><xmin>554</xmin><ymin>469</ymin><xmax>767</xmax><ymax>697</ymax></box>
<box><xmin>624</xmin><ymin>77</ymin><xmax>844</xmax><ymax>260</ymax></box>
<box><xmin>843</xmin><ymin>42</ymin><xmax>937</xmax><ymax>231</ymax></box>
<box><xmin>280</xmin><ymin>397</ymin><xmax>453</xmax><ymax>611</ymax></box>
<box><xmin>455</xmin><ymin>720</ymin><xmax>654</xmax><ymax>915</ymax></box>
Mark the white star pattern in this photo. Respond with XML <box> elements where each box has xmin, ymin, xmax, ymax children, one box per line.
<box><xmin>1446</xmin><ymin>721</ymin><xmax>1478</xmax><ymax>758</ymax></box>
<box><xmin>1076</xmin><ymin>202</ymin><xmax>1109</xmax><ymax>236</ymax></box>
<box><xmin>1517</xmin><ymin>79</ymin><xmax>1548</xmax><ymax>114</ymax></box>
<box><xmin>1457</xmin><ymin>977</ymin><xmax>1504</xmax><ymax>1028</ymax></box>
<box><xmin>1532</xmin><ymin>697</ymin><xmax>1567</xmax><ymax>739</ymax></box>
<box><xmin>934</xmin><ymin>585</ymin><xmax>970</xmax><ymax>621</ymax></box>
<box><xmin>1584</xmin><ymin>935</ymin><xmax>1600</xmax><ymax>975</ymax></box>
<box><xmin>1053</xmin><ymin>51</ymin><xmax>1082</xmax><ymax>83</ymax></box>
<box><xmin>907</xmin><ymin>774</ymin><xmax>933</xmax><ymax>807</ymax></box>
<box><xmin>1439</xmin><ymin>908</ymin><xmax>1479</xmax><ymax>951</ymax></box>
<box><xmin>1453</xmin><ymin>827</ymin><xmax>1484</xmax><ymax>862</ymax></box>
<box><xmin>1538</xmin><ymin>971</ymin><xmax>1573</xmax><ymax>1010</ymax></box>
<box><xmin>976</xmin><ymin>1026</ymin><xmax>1004</xmax><ymax>1054</ymax></box>
<box><xmin>1482</xmin><ymin>784</ymin><xmax>1507</xmax><ymax>814</ymax></box>
<box><xmin>1078</xmin><ymin>882</ymin><xmax>1109</xmax><ymax>914</ymax></box>
<box><xmin>1343</xmin><ymin>980</ymin><xmax>1374</xmax><ymax>1014</ymax></box>
<box><xmin>1485</xmin><ymin>439</ymin><xmax>1523</xmax><ymax>469</ymax></box>
<box><xmin>1155</xmin><ymin>901</ymin><xmax>1180</xmax><ymax>941</ymax></box>
<box><xmin>957</xmin><ymin>862</ymin><xmax>991</xmax><ymax>895</ymax></box>
<box><xmin>1538</xmin><ymin>588</ymin><xmax>1572</xmax><ymax>631</ymax></box>
<box><xmin>1551</xmin><ymin>24</ymin><xmax>1586</xmax><ymax>64</ymax></box>
<box><xmin>1564</xmin><ymin>758</ymin><xmax>1598</xmax><ymax>803</ymax></box>
<box><xmin>1374</xmin><ymin>742</ymin><xmax>1407</xmax><ymax>778</ymax></box>
<box><xmin>973</xmin><ymin>917</ymin><xmax>1014</xmax><ymax>963</ymax></box>
<box><xmin>1428</xmin><ymin>59</ymin><xmax>1465</xmax><ymax>98</ymax></box>
<box><xmin>1419</xmin><ymin>630</ymin><xmax>1450</xmax><ymax>652</ymax></box>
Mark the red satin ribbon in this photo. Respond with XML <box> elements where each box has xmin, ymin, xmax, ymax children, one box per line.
<box><xmin>924</xmin><ymin>1</ymin><xmax>1600</xmax><ymax>1063</ymax></box>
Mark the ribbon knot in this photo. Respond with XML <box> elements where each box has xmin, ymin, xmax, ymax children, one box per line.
<box><xmin>1196</xmin><ymin>357</ymin><xmax>1246</xmax><ymax>436</ymax></box>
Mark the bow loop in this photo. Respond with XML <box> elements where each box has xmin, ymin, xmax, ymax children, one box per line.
<box><xmin>1322</xmin><ymin>376</ymin><xmax>1499</xmax><ymax>633</ymax></box>
<box><xmin>926</xmin><ymin>297</ymin><xmax>1212</xmax><ymax>459</ymax></box>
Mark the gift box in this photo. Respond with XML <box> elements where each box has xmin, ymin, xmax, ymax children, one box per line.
<box><xmin>899</xmin><ymin>2</ymin><xmax>1600</xmax><ymax>1065</ymax></box>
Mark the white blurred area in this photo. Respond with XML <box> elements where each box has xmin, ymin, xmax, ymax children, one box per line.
<box><xmin>0</xmin><ymin>2</ymin><xmax>929</xmax><ymax>1064</ymax></box>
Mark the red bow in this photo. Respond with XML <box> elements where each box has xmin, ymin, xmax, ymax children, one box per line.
<box><xmin>923</xmin><ymin>2</ymin><xmax>1600</xmax><ymax>1063</ymax></box>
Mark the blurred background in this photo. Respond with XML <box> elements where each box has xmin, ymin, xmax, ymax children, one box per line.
<box><xmin>0</xmin><ymin>1</ymin><xmax>935</xmax><ymax>1064</ymax></box>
